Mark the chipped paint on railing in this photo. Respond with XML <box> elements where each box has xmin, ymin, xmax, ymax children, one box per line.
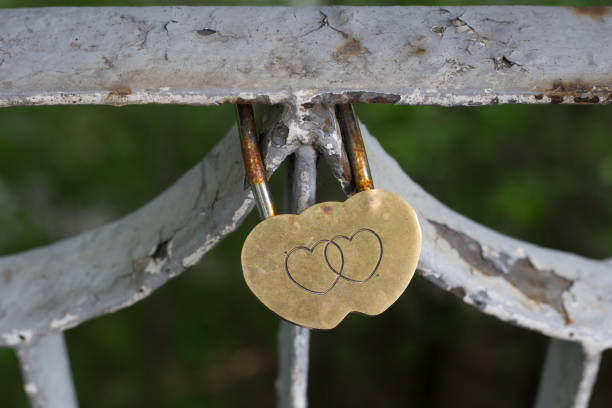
<box><xmin>1</xmin><ymin>7</ymin><xmax>611</xmax><ymax>108</ymax></box>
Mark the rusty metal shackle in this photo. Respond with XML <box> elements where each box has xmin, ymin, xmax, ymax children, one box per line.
<box><xmin>236</xmin><ymin>103</ymin><xmax>373</xmax><ymax>218</ymax></box>
<box><xmin>334</xmin><ymin>104</ymin><xmax>374</xmax><ymax>193</ymax></box>
<box><xmin>235</xmin><ymin>104</ymin><xmax>277</xmax><ymax>219</ymax></box>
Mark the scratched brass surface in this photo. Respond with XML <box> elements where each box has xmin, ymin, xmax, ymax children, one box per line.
<box><xmin>241</xmin><ymin>189</ymin><xmax>422</xmax><ymax>329</ymax></box>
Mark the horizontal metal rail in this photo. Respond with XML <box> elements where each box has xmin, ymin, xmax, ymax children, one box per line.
<box><xmin>0</xmin><ymin>6</ymin><xmax>611</xmax><ymax>107</ymax></box>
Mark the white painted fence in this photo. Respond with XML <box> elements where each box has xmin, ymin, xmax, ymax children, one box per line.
<box><xmin>1</xmin><ymin>6</ymin><xmax>611</xmax><ymax>408</ymax></box>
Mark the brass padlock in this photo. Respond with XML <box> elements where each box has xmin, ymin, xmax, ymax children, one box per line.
<box><xmin>237</xmin><ymin>104</ymin><xmax>421</xmax><ymax>329</ymax></box>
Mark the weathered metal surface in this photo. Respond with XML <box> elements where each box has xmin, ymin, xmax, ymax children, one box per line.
<box><xmin>241</xmin><ymin>189</ymin><xmax>421</xmax><ymax>329</ymax></box>
<box><xmin>0</xmin><ymin>112</ymin><xmax>296</xmax><ymax>348</ymax></box>
<box><xmin>534</xmin><ymin>339</ymin><xmax>601</xmax><ymax>408</ymax></box>
<box><xmin>0</xmin><ymin>5</ymin><xmax>609</xmax><ymax>407</ymax></box>
<box><xmin>0</xmin><ymin>103</ymin><xmax>610</xmax><ymax>350</ymax></box>
<box><xmin>277</xmin><ymin>322</ymin><xmax>310</xmax><ymax>408</ymax></box>
<box><xmin>359</xmin><ymin>125</ymin><xmax>612</xmax><ymax>352</ymax></box>
<box><xmin>0</xmin><ymin>96</ymin><xmax>609</xmax><ymax>356</ymax></box>
<box><xmin>335</xmin><ymin>104</ymin><xmax>373</xmax><ymax>193</ymax></box>
<box><xmin>16</xmin><ymin>333</ymin><xmax>78</xmax><ymax>408</ymax></box>
<box><xmin>276</xmin><ymin>146</ymin><xmax>316</xmax><ymax>408</ymax></box>
<box><xmin>1</xmin><ymin>7</ymin><xmax>612</xmax><ymax>107</ymax></box>
<box><xmin>237</xmin><ymin>104</ymin><xmax>277</xmax><ymax>218</ymax></box>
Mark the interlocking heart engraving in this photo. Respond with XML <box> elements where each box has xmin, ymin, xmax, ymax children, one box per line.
<box><xmin>241</xmin><ymin>189</ymin><xmax>421</xmax><ymax>329</ymax></box>
<box><xmin>284</xmin><ymin>228</ymin><xmax>383</xmax><ymax>295</ymax></box>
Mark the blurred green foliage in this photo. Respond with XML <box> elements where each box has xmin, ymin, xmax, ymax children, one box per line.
<box><xmin>1</xmin><ymin>0</ymin><xmax>611</xmax><ymax>407</ymax></box>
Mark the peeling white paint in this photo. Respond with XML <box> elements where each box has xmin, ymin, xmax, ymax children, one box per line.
<box><xmin>481</xmin><ymin>244</ymin><xmax>501</xmax><ymax>261</ymax></box>
<box><xmin>167</xmin><ymin>240</ymin><xmax>174</xmax><ymax>259</ymax></box>
<box><xmin>3</xmin><ymin>330</ymin><xmax>21</xmax><ymax>346</ymax></box>
<box><xmin>17</xmin><ymin>333</ymin><xmax>78</xmax><ymax>407</ymax></box>
<box><xmin>183</xmin><ymin>195</ymin><xmax>255</xmax><ymax>268</ymax></box>
<box><xmin>145</xmin><ymin>239</ymin><xmax>173</xmax><ymax>275</ymax></box>
<box><xmin>0</xmin><ymin>6</ymin><xmax>610</xmax><ymax>109</ymax></box>
<box><xmin>145</xmin><ymin>258</ymin><xmax>166</xmax><ymax>274</ymax></box>
<box><xmin>0</xmin><ymin>116</ymin><xmax>290</xmax><ymax>347</ymax></box>
<box><xmin>133</xmin><ymin>286</ymin><xmax>151</xmax><ymax>303</ymax></box>
<box><xmin>2</xmin><ymin>329</ymin><xmax>33</xmax><ymax>346</ymax></box>
<box><xmin>24</xmin><ymin>383</ymin><xmax>38</xmax><ymax>396</ymax></box>
<box><xmin>182</xmin><ymin>236</ymin><xmax>221</xmax><ymax>268</ymax></box>
<box><xmin>362</xmin><ymin>121</ymin><xmax>612</xmax><ymax>350</ymax></box>
<box><xmin>104</xmin><ymin>286</ymin><xmax>153</xmax><ymax>315</ymax></box>
<box><xmin>231</xmin><ymin>198</ymin><xmax>254</xmax><ymax>226</ymax></box>
<box><xmin>514</xmin><ymin>247</ymin><xmax>528</xmax><ymax>258</ymax></box>
<box><xmin>50</xmin><ymin>314</ymin><xmax>78</xmax><ymax>330</ymax></box>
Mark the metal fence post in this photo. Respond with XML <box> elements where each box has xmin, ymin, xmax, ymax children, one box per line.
<box><xmin>276</xmin><ymin>145</ymin><xmax>317</xmax><ymax>408</ymax></box>
<box><xmin>16</xmin><ymin>333</ymin><xmax>78</xmax><ymax>408</ymax></box>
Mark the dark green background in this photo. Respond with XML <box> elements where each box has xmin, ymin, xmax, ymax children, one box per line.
<box><xmin>0</xmin><ymin>0</ymin><xmax>611</xmax><ymax>407</ymax></box>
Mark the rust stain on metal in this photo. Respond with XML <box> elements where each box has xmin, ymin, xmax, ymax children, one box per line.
<box><xmin>534</xmin><ymin>80</ymin><xmax>612</xmax><ymax>104</ymax></box>
<box><xmin>431</xmin><ymin>26</ymin><xmax>445</xmax><ymax>37</ymax></box>
<box><xmin>571</xmin><ymin>6</ymin><xmax>610</xmax><ymax>19</ymax></box>
<box><xmin>236</xmin><ymin>104</ymin><xmax>276</xmax><ymax>218</ymax></box>
<box><xmin>238</xmin><ymin>106</ymin><xmax>266</xmax><ymax>186</ymax></box>
<box><xmin>104</xmin><ymin>87</ymin><xmax>132</xmax><ymax>104</ymax></box>
<box><xmin>549</xmin><ymin>95</ymin><xmax>565</xmax><ymax>104</ymax></box>
<box><xmin>335</xmin><ymin>104</ymin><xmax>374</xmax><ymax>193</ymax></box>
<box><xmin>339</xmin><ymin>148</ymin><xmax>353</xmax><ymax>189</ymax></box>
<box><xmin>312</xmin><ymin>92</ymin><xmax>400</xmax><ymax>105</ymax></box>
<box><xmin>349</xmin><ymin>128</ymin><xmax>374</xmax><ymax>192</ymax></box>
<box><xmin>574</xmin><ymin>95</ymin><xmax>600</xmax><ymax>103</ymax></box>
<box><xmin>430</xmin><ymin>220</ymin><xmax>573</xmax><ymax>324</ymax></box>
<box><xmin>450</xmin><ymin>286</ymin><xmax>466</xmax><ymax>299</ymax></box>
<box><xmin>227</xmin><ymin>95</ymin><xmax>271</xmax><ymax>105</ymax></box>
<box><xmin>332</xmin><ymin>37</ymin><xmax>369</xmax><ymax>62</ymax></box>
<box><xmin>491</xmin><ymin>56</ymin><xmax>521</xmax><ymax>71</ymax></box>
<box><xmin>240</xmin><ymin>129</ymin><xmax>266</xmax><ymax>185</ymax></box>
<box><xmin>3</xmin><ymin>269</ymin><xmax>12</xmax><ymax>285</ymax></box>
<box><xmin>410</xmin><ymin>46</ymin><xmax>427</xmax><ymax>56</ymax></box>
<box><xmin>262</xmin><ymin>202</ymin><xmax>277</xmax><ymax>218</ymax></box>
<box><xmin>407</xmin><ymin>38</ymin><xmax>428</xmax><ymax>57</ymax></box>
<box><xmin>347</xmin><ymin>92</ymin><xmax>399</xmax><ymax>104</ymax></box>
<box><xmin>509</xmin><ymin>258</ymin><xmax>574</xmax><ymax>325</ymax></box>
<box><xmin>551</xmin><ymin>80</ymin><xmax>598</xmax><ymax>93</ymax></box>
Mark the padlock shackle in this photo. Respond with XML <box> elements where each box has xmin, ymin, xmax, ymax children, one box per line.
<box><xmin>236</xmin><ymin>104</ymin><xmax>277</xmax><ymax>219</ymax></box>
<box><xmin>236</xmin><ymin>103</ymin><xmax>371</xmax><ymax>218</ymax></box>
<box><xmin>335</xmin><ymin>104</ymin><xmax>374</xmax><ymax>193</ymax></box>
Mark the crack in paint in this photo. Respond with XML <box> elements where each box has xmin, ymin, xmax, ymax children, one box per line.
<box><xmin>430</xmin><ymin>220</ymin><xmax>574</xmax><ymax>324</ymax></box>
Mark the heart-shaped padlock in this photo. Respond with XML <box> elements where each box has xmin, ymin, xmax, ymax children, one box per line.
<box><xmin>237</xmin><ymin>104</ymin><xmax>421</xmax><ymax>329</ymax></box>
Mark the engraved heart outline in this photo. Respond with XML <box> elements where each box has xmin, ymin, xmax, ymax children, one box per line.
<box><xmin>284</xmin><ymin>228</ymin><xmax>383</xmax><ymax>295</ymax></box>
<box><xmin>284</xmin><ymin>239</ymin><xmax>344</xmax><ymax>295</ymax></box>
<box><xmin>324</xmin><ymin>228</ymin><xmax>383</xmax><ymax>284</ymax></box>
